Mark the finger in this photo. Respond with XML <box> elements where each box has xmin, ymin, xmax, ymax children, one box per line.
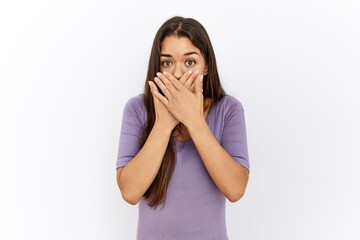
<box><xmin>195</xmin><ymin>75</ymin><xmax>203</xmax><ymax>99</ymax></box>
<box><xmin>152</xmin><ymin>86</ymin><xmax>169</xmax><ymax>106</ymax></box>
<box><xmin>159</xmin><ymin>72</ymin><xmax>178</xmax><ymax>85</ymax></box>
<box><xmin>150</xmin><ymin>80</ymin><xmax>169</xmax><ymax>104</ymax></box>
<box><xmin>164</xmin><ymin>71</ymin><xmax>190</xmax><ymax>86</ymax></box>
<box><xmin>189</xmin><ymin>81</ymin><xmax>196</xmax><ymax>93</ymax></box>
<box><xmin>179</xmin><ymin>70</ymin><xmax>193</xmax><ymax>85</ymax></box>
<box><xmin>148</xmin><ymin>81</ymin><xmax>160</xmax><ymax>102</ymax></box>
<box><xmin>148</xmin><ymin>81</ymin><xmax>158</xmax><ymax>95</ymax></box>
<box><xmin>163</xmin><ymin>71</ymin><xmax>186</xmax><ymax>91</ymax></box>
<box><xmin>154</xmin><ymin>76</ymin><xmax>173</xmax><ymax>99</ymax></box>
<box><xmin>156</xmin><ymin>72</ymin><xmax>177</xmax><ymax>95</ymax></box>
<box><xmin>184</xmin><ymin>70</ymin><xmax>199</xmax><ymax>90</ymax></box>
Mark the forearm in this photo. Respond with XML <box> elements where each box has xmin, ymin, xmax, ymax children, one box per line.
<box><xmin>118</xmin><ymin>124</ymin><xmax>172</xmax><ymax>204</ymax></box>
<box><xmin>188</xmin><ymin>119</ymin><xmax>249</xmax><ymax>202</ymax></box>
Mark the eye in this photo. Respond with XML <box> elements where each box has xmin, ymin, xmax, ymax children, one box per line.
<box><xmin>185</xmin><ymin>60</ymin><xmax>196</xmax><ymax>66</ymax></box>
<box><xmin>161</xmin><ymin>60</ymin><xmax>172</xmax><ymax>67</ymax></box>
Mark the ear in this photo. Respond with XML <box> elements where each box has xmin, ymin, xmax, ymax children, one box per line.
<box><xmin>204</xmin><ymin>64</ymin><xmax>208</xmax><ymax>75</ymax></box>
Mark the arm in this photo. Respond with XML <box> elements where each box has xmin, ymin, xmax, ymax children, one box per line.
<box><xmin>153</xmin><ymin>73</ymin><xmax>250</xmax><ymax>202</ymax></box>
<box><xmin>117</xmin><ymin>72</ymin><xmax>200</xmax><ymax>205</ymax></box>
<box><xmin>117</xmin><ymin>124</ymin><xmax>172</xmax><ymax>205</ymax></box>
<box><xmin>187</xmin><ymin>118</ymin><xmax>249</xmax><ymax>202</ymax></box>
<box><xmin>117</xmin><ymin>81</ymin><xmax>180</xmax><ymax>205</ymax></box>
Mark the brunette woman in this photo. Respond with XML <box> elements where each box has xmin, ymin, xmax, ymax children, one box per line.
<box><xmin>116</xmin><ymin>16</ymin><xmax>250</xmax><ymax>240</ymax></box>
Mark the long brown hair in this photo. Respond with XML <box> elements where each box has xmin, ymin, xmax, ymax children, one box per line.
<box><xmin>141</xmin><ymin>16</ymin><xmax>226</xmax><ymax>208</ymax></box>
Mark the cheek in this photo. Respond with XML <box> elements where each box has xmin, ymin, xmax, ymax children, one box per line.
<box><xmin>194</xmin><ymin>64</ymin><xmax>207</xmax><ymax>75</ymax></box>
<box><xmin>160</xmin><ymin>65</ymin><xmax>176</xmax><ymax>73</ymax></box>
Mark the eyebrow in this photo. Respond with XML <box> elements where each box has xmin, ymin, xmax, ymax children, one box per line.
<box><xmin>160</xmin><ymin>51</ymin><xmax>199</xmax><ymax>57</ymax></box>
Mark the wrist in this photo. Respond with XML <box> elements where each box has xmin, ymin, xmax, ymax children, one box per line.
<box><xmin>153</xmin><ymin>121</ymin><xmax>177</xmax><ymax>136</ymax></box>
<box><xmin>186</xmin><ymin>117</ymin><xmax>207</xmax><ymax>135</ymax></box>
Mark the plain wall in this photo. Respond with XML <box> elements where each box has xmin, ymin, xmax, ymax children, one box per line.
<box><xmin>1</xmin><ymin>0</ymin><xmax>360</xmax><ymax>239</ymax></box>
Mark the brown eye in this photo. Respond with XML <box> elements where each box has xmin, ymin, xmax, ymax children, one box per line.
<box><xmin>186</xmin><ymin>60</ymin><xmax>196</xmax><ymax>66</ymax></box>
<box><xmin>162</xmin><ymin>61</ymin><xmax>172</xmax><ymax>67</ymax></box>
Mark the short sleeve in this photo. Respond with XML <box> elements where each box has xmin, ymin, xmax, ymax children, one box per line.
<box><xmin>221</xmin><ymin>97</ymin><xmax>250</xmax><ymax>172</ymax></box>
<box><xmin>116</xmin><ymin>95</ymin><xmax>146</xmax><ymax>169</ymax></box>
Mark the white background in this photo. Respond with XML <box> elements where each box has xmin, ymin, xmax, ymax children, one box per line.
<box><xmin>1</xmin><ymin>0</ymin><xmax>360</xmax><ymax>239</ymax></box>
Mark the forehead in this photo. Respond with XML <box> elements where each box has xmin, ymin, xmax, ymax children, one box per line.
<box><xmin>160</xmin><ymin>36</ymin><xmax>200</xmax><ymax>55</ymax></box>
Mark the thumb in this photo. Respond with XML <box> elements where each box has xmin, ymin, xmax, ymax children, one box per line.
<box><xmin>195</xmin><ymin>75</ymin><xmax>203</xmax><ymax>98</ymax></box>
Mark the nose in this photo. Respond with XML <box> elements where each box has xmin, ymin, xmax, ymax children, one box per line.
<box><xmin>173</xmin><ymin>64</ymin><xmax>184</xmax><ymax>80</ymax></box>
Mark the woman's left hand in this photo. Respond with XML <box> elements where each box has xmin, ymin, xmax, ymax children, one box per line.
<box><xmin>153</xmin><ymin>71</ymin><xmax>204</xmax><ymax>129</ymax></box>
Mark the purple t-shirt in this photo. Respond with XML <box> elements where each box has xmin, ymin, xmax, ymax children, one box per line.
<box><xmin>117</xmin><ymin>94</ymin><xmax>249</xmax><ymax>240</ymax></box>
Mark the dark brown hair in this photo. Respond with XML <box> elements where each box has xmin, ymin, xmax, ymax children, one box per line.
<box><xmin>141</xmin><ymin>16</ymin><xmax>225</xmax><ymax>208</ymax></box>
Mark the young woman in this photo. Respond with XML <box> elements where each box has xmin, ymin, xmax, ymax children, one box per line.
<box><xmin>116</xmin><ymin>16</ymin><xmax>250</xmax><ymax>239</ymax></box>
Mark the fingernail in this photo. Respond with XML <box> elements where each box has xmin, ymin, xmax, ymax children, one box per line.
<box><xmin>188</xmin><ymin>70</ymin><xmax>192</xmax><ymax>74</ymax></box>
<box><xmin>163</xmin><ymin>71</ymin><xmax>167</xmax><ymax>75</ymax></box>
<box><xmin>156</xmin><ymin>72</ymin><xmax>161</xmax><ymax>77</ymax></box>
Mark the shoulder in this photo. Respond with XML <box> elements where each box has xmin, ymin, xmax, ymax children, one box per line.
<box><xmin>208</xmin><ymin>95</ymin><xmax>246</xmax><ymax>125</ymax></box>
<box><xmin>123</xmin><ymin>94</ymin><xmax>145</xmax><ymax>113</ymax></box>
<box><xmin>206</xmin><ymin>95</ymin><xmax>247</xmax><ymax>144</ymax></box>
<box><xmin>212</xmin><ymin>95</ymin><xmax>244</xmax><ymax>113</ymax></box>
<box><xmin>124</xmin><ymin>94</ymin><xmax>145</xmax><ymax>109</ymax></box>
<box><xmin>122</xmin><ymin>94</ymin><xmax>146</xmax><ymax>122</ymax></box>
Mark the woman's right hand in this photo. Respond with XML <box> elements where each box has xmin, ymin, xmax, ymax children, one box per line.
<box><xmin>148</xmin><ymin>80</ymin><xmax>179</xmax><ymax>133</ymax></box>
<box><xmin>148</xmin><ymin>71</ymin><xmax>199</xmax><ymax>132</ymax></box>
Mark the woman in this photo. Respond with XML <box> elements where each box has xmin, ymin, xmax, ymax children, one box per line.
<box><xmin>116</xmin><ymin>16</ymin><xmax>250</xmax><ymax>239</ymax></box>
